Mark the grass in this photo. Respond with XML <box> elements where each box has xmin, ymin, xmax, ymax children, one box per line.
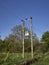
<box><xmin>31</xmin><ymin>52</ymin><xmax>49</xmax><ymax>65</ymax></box>
<box><xmin>0</xmin><ymin>52</ymin><xmax>49</xmax><ymax>65</ymax></box>
<box><xmin>0</xmin><ymin>53</ymin><xmax>31</xmax><ymax>65</ymax></box>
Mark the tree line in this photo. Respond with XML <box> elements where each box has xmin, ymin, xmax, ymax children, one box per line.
<box><xmin>0</xmin><ymin>25</ymin><xmax>49</xmax><ymax>53</ymax></box>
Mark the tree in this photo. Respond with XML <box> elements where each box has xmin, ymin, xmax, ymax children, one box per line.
<box><xmin>0</xmin><ymin>39</ymin><xmax>3</xmax><ymax>52</ymax></box>
<box><xmin>41</xmin><ymin>31</ymin><xmax>49</xmax><ymax>52</ymax></box>
<box><xmin>4</xmin><ymin>25</ymin><xmax>39</xmax><ymax>53</ymax></box>
<box><xmin>41</xmin><ymin>31</ymin><xmax>49</xmax><ymax>46</ymax></box>
<box><xmin>11</xmin><ymin>25</ymin><xmax>31</xmax><ymax>41</ymax></box>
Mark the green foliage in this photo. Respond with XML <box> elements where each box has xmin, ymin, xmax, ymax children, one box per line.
<box><xmin>0</xmin><ymin>39</ymin><xmax>3</xmax><ymax>52</ymax></box>
<box><xmin>0</xmin><ymin>53</ymin><xmax>31</xmax><ymax>65</ymax></box>
<box><xmin>41</xmin><ymin>31</ymin><xmax>49</xmax><ymax>42</ymax></box>
<box><xmin>0</xmin><ymin>52</ymin><xmax>49</xmax><ymax>65</ymax></box>
<box><xmin>31</xmin><ymin>53</ymin><xmax>49</xmax><ymax>65</ymax></box>
<box><xmin>41</xmin><ymin>31</ymin><xmax>49</xmax><ymax>52</ymax></box>
<box><xmin>0</xmin><ymin>25</ymin><xmax>39</xmax><ymax>53</ymax></box>
<box><xmin>24</xmin><ymin>39</ymin><xmax>31</xmax><ymax>52</ymax></box>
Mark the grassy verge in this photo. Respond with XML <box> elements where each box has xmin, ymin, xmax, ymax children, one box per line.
<box><xmin>31</xmin><ymin>52</ymin><xmax>49</xmax><ymax>65</ymax></box>
<box><xmin>0</xmin><ymin>52</ymin><xmax>49</xmax><ymax>65</ymax></box>
<box><xmin>0</xmin><ymin>53</ymin><xmax>31</xmax><ymax>65</ymax></box>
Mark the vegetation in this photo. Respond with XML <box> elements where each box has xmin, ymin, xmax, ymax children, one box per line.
<box><xmin>41</xmin><ymin>31</ymin><xmax>49</xmax><ymax>53</ymax></box>
<box><xmin>31</xmin><ymin>52</ymin><xmax>49</xmax><ymax>65</ymax></box>
<box><xmin>0</xmin><ymin>53</ymin><xmax>33</xmax><ymax>65</ymax></box>
<box><xmin>0</xmin><ymin>25</ymin><xmax>49</xmax><ymax>65</ymax></box>
<box><xmin>0</xmin><ymin>25</ymin><xmax>39</xmax><ymax>53</ymax></box>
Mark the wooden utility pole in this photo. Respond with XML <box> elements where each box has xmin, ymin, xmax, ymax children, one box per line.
<box><xmin>30</xmin><ymin>17</ymin><xmax>33</xmax><ymax>58</ymax></box>
<box><xmin>21</xmin><ymin>19</ymin><xmax>25</xmax><ymax>58</ymax></box>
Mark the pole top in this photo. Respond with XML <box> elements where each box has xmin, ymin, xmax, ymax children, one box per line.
<box><xmin>30</xmin><ymin>17</ymin><xmax>32</xmax><ymax>19</ymax></box>
<box><xmin>21</xmin><ymin>19</ymin><xmax>24</xmax><ymax>22</ymax></box>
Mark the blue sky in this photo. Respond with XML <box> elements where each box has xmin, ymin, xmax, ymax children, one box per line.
<box><xmin>0</xmin><ymin>0</ymin><xmax>49</xmax><ymax>40</ymax></box>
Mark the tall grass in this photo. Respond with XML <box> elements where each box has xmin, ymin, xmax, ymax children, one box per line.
<box><xmin>0</xmin><ymin>53</ymin><xmax>31</xmax><ymax>65</ymax></box>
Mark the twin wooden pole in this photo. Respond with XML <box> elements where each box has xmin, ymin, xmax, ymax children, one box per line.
<box><xmin>21</xmin><ymin>17</ymin><xmax>33</xmax><ymax>58</ymax></box>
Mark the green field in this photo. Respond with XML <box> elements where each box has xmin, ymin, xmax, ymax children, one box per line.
<box><xmin>0</xmin><ymin>53</ymin><xmax>32</xmax><ymax>65</ymax></box>
<box><xmin>0</xmin><ymin>52</ymin><xmax>49</xmax><ymax>65</ymax></box>
<box><xmin>31</xmin><ymin>53</ymin><xmax>49</xmax><ymax>65</ymax></box>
